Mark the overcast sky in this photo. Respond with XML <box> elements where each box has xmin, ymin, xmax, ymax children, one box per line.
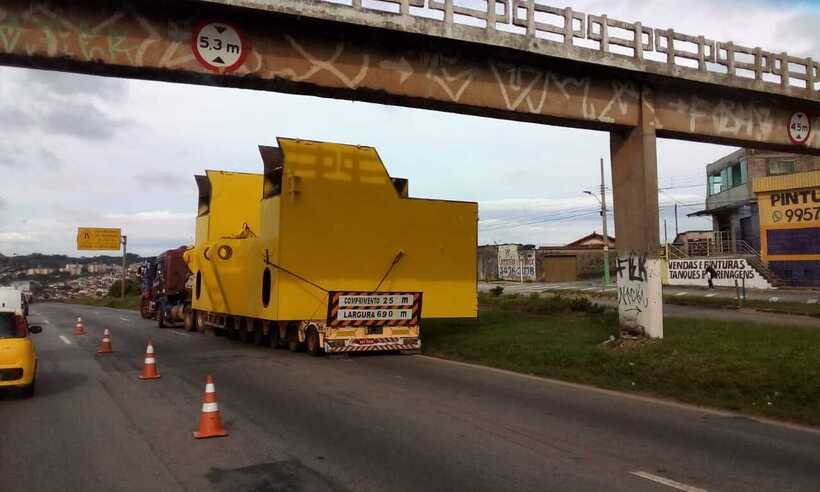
<box><xmin>1</xmin><ymin>0</ymin><xmax>819</xmax><ymax>256</ymax></box>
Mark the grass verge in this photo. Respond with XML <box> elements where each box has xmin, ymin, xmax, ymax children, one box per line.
<box><xmin>423</xmin><ymin>295</ymin><xmax>820</xmax><ymax>427</ymax></box>
<box><xmin>528</xmin><ymin>285</ymin><xmax>820</xmax><ymax>317</ymax></box>
<box><xmin>65</xmin><ymin>295</ymin><xmax>142</xmax><ymax>312</ymax></box>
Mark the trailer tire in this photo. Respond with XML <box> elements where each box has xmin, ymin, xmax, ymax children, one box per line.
<box><xmin>275</xmin><ymin>323</ymin><xmax>291</xmax><ymax>349</ymax></box>
<box><xmin>253</xmin><ymin>321</ymin><xmax>267</xmax><ymax>346</ymax></box>
<box><xmin>238</xmin><ymin>319</ymin><xmax>252</xmax><ymax>343</ymax></box>
<box><xmin>226</xmin><ymin>317</ymin><xmax>238</xmax><ymax>340</ymax></box>
<box><xmin>268</xmin><ymin>324</ymin><xmax>280</xmax><ymax>348</ymax></box>
<box><xmin>196</xmin><ymin>311</ymin><xmax>206</xmax><ymax>334</ymax></box>
<box><xmin>305</xmin><ymin>327</ymin><xmax>322</xmax><ymax>357</ymax></box>
<box><xmin>183</xmin><ymin>307</ymin><xmax>195</xmax><ymax>332</ymax></box>
<box><xmin>287</xmin><ymin>324</ymin><xmax>303</xmax><ymax>352</ymax></box>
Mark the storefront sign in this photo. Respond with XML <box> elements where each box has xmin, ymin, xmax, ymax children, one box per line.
<box><xmin>498</xmin><ymin>245</ymin><xmax>536</xmax><ymax>281</ymax></box>
<box><xmin>763</xmin><ymin>188</ymin><xmax>820</xmax><ymax>226</ymax></box>
<box><xmin>666</xmin><ymin>258</ymin><xmax>772</xmax><ymax>289</ymax></box>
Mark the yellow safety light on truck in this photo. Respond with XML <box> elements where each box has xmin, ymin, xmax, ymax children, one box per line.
<box><xmin>184</xmin><ymin>138</ymin><xmax>477</xmax><ymax>355</ymax></box>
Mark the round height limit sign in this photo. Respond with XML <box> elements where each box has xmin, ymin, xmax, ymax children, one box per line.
<box><xmin>787</xmin><ymin>111</ymin><xmax>812</xmax><ymax>145</ymax></box>
<box><xmin>192</xmin><ymin>22</ymin><xmax>247</xmax><ymax>73</ymax></box>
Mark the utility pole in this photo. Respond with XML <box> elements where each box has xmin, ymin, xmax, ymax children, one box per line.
<box><xmin>674</xmin><ymin>203</ymin><xmax>679</xmax><ymax>237</ymax></box>
<box><xmin>600</xmin><ymin>158</ymin><xmax>610</xmax><ymax>286</ymax></box>
<box><xmin>664</xmin><ymin>219</ymin><xmax>668</xmax><ymax>245</ymax></box>
<box><xmin>121</xmin><ymin>235</ymin><xmax>128</xmax><ymax>298</ymax></box>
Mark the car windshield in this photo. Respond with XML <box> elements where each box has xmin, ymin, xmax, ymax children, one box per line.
<box><xmin>0</xmin><ymin>312</ymin><xmax>23</xmax><ymax>339</ymax></box>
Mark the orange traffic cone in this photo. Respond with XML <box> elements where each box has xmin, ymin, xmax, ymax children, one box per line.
<box><xmin>193</xmin><ymin>375</ymin><xmax>228</xmax><ymax>439</ymax></box>
<box><xmin>138</xmin><ymin>340</ymin><xmax>161</xmax><ymax>380</ymax></box>
<box><xmin>97</xmin><ymin>329</ymin><xmax>113</xmax><ymax>354</ymax></box>
<box><xmin>73</xmin><ymin>317</ymin><xmax>85</xmax><ymax>335</ymax></box>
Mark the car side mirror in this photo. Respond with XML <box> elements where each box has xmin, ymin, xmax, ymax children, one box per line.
<box><xmin>29</xmin><ymin>325</ymin><xmax>42</xmax><ymax>334</ymax></box>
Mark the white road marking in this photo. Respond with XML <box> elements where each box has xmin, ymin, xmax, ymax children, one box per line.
<box><xmin>58</xmin><ymin>335</ymin><xmax>72</xmax><ymax>345</ymax></box>
<box><xmin>808</xmin><ymin>299</ymin><xmax>818</xmax><ymax>304</ymax></box>
<box><xmin>580</xmin><ymin>287</ymin><xmax>597</xmax><ymax>291</ymax></box>
<box><xmin>42</xmin><ymin>319</ymin><xmax>51</xmax><ymax>324</ymax></box>
<box><xmin>769</xmin><ymin>297</ymin><xmax>780</xmax><ymax>303</ymax></box>
<box><xmin>120</xmin><ymin>317</ymin><xmax>130</xmax><ymax>322</ymax></box>
<box><xmin>169</xmin><ymin>331</ymin><xmax>192</xmax><ymax>337</ymax></box>
<box><xmin>675</xmin><ymin>292</ymin><xmax>688</xmax><ymax>296</ymax></box>
<box><xmin>631</xmin><ymin>471</ymin><xmax>707</xmax><ymax>492</ymax></box>
<box><xmin>704</xmin><ymin>293</ymin><xmax>716</xmax><ymax>298</ymax></box>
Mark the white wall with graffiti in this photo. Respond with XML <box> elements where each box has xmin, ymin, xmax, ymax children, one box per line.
<box><xmin>497</xmin><ymin>245</ymin><xmax>537</xmax><ymax>281</ymax></box>
<box><xmin>665</xmin><ymin>258</ymin><xmax>773</xmax><ymax>289</ymax></box>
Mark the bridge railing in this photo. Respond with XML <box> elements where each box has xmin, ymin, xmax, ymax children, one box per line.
<box><xmin>336</xmin><ymin>0</ymin><xmax>818</xmax><ymax>99</ymax></box>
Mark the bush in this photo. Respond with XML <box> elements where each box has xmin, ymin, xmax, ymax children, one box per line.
<box><xmin>108</xmin><ymin>279</ymin><xmax>140</xmax><ymax>297</ymax></box>
<box><xmin>489</xmin><ymin>286</ymin><xmax>504</xmax><ymax>297</ymax></box>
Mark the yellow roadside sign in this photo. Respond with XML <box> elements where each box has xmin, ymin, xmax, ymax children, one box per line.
<box><xmin>77</xmin><ymin>227</ymin><xmax>122</xmax><ymax>251</ymax></box>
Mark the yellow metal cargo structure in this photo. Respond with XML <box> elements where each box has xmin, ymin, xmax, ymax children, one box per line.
<box><xmin>187</xmin><ymin>171</ymin><xmax>263</xmax><ymax>318</ymax></box>
<box><xmin>185</xmin><ymin>138</ymin><xmax>478</xmax><ymax>353</ymax></box>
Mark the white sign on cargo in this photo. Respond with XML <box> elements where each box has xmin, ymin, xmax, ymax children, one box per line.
<box><xmin>338</xmin><ymin>294</ymin><xmax>415</xmax><ymax>307</ymax></box>
<box><xmin>336</xmin><ymin>308</ymin><xmax>414</xmax><ymax>322</ymax></box>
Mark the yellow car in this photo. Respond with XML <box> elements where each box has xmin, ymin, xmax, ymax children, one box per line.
<box><xmin>0</xmin><ymin>311</ymin><xmax>42</xmax><ymax>397</ymax></box>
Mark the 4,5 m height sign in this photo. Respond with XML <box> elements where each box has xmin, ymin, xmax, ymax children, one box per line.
<box><xmin>192</xmin><ymin>22</ymin><xmax>248</xmax><ymax>73</ymax></box>
<box><xmin>787</xmin><ymin>111</ymin><xmax>812</xmax><ymax>146</ymax></box>
<box><xmin>327</xmin><ymin>292</ymin><xmax>423</xmax><ymax>327</ymax></box>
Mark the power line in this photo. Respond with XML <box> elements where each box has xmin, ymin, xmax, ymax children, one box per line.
<box><xmin>479</xmin><ymin>210</ymin><xmax>601</xmax><ymax>232</ymax></box>
<box><xmin>479</xmin><ymin>205</ymin><xmax>601</xmax><ymax>228</ymax></box>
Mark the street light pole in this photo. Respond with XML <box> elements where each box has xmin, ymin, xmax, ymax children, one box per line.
<box><xmin>584</xmin><ymin>159</ymin><xmax>611</xmax><ymax>286</ymax></box>
<box><xmin>599</xmin><ymin>158</ymin><xmax>610</xmax><ymax>286</ymax></box>
<box><xmin>121</xmin><ymin>235</ymin><xmax>128</xmax><ymax>298</ymax></box>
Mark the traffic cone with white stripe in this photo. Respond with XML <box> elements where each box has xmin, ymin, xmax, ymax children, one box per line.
<box><xmin>73</xmin><ymin>317</ymin><xmax>85</xmax><ymax>335</ymax></box>
<box><xmin>138</xmin><ymin>340</ymin><xmax>161</xmax><ymax>380</ymax></box>
<box><xmin>193</xmin><ymin>375</ymin><xmax>228</xmax><ymax>439</ymax></box>
<box><xmin>97</xmin><ymin>329</ymin><xmax>113</xmax><ymax>354</ymax></box>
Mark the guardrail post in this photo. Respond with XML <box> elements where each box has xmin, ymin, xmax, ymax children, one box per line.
<box><xmin>599</xmin><ymin>15</ymin><xmax>609</xmax><ymax>53</ymax></box>
<box><xmin>444</xmin><ymin>0</ymin><xmax>454</xmax><ymax>25</ymax></box>
<box><xmin>634</xmin><ymin>22</ymin><xmax>644</xmax><ymax>61</ymax></box>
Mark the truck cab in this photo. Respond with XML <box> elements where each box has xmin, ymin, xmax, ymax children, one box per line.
<box><xmin>154</xmin><ymin>247</ymin><xmax>193</xmax><ymax>329</ymax></box>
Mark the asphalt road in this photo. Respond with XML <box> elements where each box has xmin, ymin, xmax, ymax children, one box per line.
<box><xmin>2</xmin><ymin>303</ymin><xmax>819</xmax><ymax>492</ymax></box>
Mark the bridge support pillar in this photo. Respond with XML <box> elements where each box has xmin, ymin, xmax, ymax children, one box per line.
<box><xmin>609</xmin><ymin>88</ymin><xmax>664</xmax><ymax>338</ymax></box>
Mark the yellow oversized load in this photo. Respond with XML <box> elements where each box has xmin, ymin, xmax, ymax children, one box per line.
<box><xmin>185</xmin><ymin>138</ymin><xmax>477</xmax><ymax>355</ymax></box>
<box><xmin>187</xmin><ymin>171</ymin><xmax>263</xmax><ymax>321</ymax></box>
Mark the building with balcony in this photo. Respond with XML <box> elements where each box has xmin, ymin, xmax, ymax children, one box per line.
<box><xmin>690</xmin><ymin>149</ymin><xmax>820</xmax><ymax>286</ymax></box>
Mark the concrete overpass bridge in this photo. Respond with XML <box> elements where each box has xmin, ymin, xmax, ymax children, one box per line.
<box><xmin>2</xmin><ymin>0</ymin><xmax>818</xmax><ymax>336</ymax></box>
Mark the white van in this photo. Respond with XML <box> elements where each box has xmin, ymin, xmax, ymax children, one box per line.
<box><xmin>0</xmin><ymin>287</ymin><xmax>24</xmax><ymax>314</ymax></box>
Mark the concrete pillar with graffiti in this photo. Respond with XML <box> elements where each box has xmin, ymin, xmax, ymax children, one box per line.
<box><xmin>610</xmin><ymin>88</ymin><xmax>664</xmax><ymax>338</ymax></box>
